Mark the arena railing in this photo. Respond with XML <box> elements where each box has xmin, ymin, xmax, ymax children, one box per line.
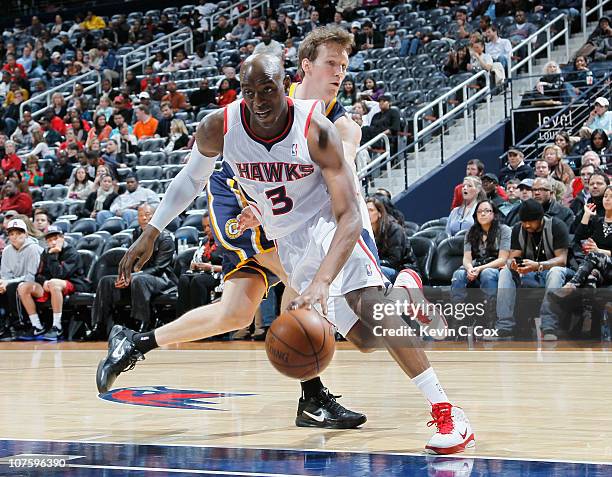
<box><xmin>509</xmin><ymin>14</ymin><xmax>570</xmax><ymax>87</ymax></box>
<box><xmin>19</xmin><ymin>70</ymin><xmax>101</xmax><ymax>120</ymax></box>
<box><xmin>356</xmin><ymin>133</ymin><xmax>391</xmax><ymax>180</ymax></box>
<box><xmin>209</xmin><ymin>0</ymin><xmax>270</xmax><ymax>31</ymax></box>
<box><xmin>497</xmin><ymin>70</ymin><xmax>612</xmax><ymax>166</ymax></box>
<box><xmin>413</xmin><ymin>70</ymin><xmax>492</xmax><ymax>177</ymax></box>
<box><xmin>122</xmin><ymin>26</ymin><xmax>193</xmax><ymax>78</ymax></box>
<box><xmin>583</xmin><ymin>0</ymin><xmax>612</xmax><ymax>40</ymax></box>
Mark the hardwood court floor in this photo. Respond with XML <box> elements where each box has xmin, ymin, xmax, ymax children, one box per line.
<box><xmin>1</xmin><ymin>341</ymin><xmax>611</xmax><ymax>464</ymax></box>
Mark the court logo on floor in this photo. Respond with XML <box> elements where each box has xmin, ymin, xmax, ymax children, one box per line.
<box><xmin>99</xmin><ymin>386</ymin><xmax>255</xmax><ymax>410</ymax></box>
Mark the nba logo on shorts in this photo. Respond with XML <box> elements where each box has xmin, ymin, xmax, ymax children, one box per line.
<box><xmin>366</xmin><ymin>264</ymin><xmax>373</xmax><ymax>276</ymax></box>
<box><xmin>291</xmin><ymin>143</ymin><xmax>298</xmax><ymax>157</ymax></box>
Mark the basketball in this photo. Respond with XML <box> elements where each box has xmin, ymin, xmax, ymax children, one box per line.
<box><xmin>265</xmin><ymin>308</ymin><xmax>336</xmax><ymax>381</ymax></box>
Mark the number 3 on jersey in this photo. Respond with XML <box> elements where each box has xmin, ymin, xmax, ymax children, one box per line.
<box><xmin>265</xmin><ymin>186</ymin><xmax>294</xmax><ymax>215</ymax></box>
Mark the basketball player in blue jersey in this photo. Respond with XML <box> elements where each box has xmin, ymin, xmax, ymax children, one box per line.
<box><xmin>112</xmin><ymin>54</ymin><xmax>475</xmax><ymax>455</ymax></box>
<box><xmin>96</xmin><ymin>27</ymin><xmax>380</xmax><ymax>430</ymax></box>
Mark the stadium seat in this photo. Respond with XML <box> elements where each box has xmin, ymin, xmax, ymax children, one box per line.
<box><xmin>76</xmin><ymin>233</ymin><xmax>106</xmax><ymax>256</ymax></box>
<box><xmin>420</xmin><ymin>218</ymin><xmax>448</xmax><ymax>230</ymax></box>
<box><xmin>412</xmin><ymin>227</ymin><xmax>449</xmax><ymax>245</ymax></box>
<box><xmin>103</xmin><ymin>232</ymin><xmax>133</xmax><ymax>253</ymax></box>
<box><xmin>138</xmin><ymin>152</ymin><xmax>166</xmax><ymax>166</ymax></box>
<box><xmin>135</xmin><ymin>166</ymin><xmax>163</xmax><ymax>181</ymax></box>
<box><xmin>163</xmin><ymin>165</ymin><xmax>184</xmax><ymax>179</ymax></box>
<box><xmin>139</xmin><ymin>138</ymin><xmax>165</xmax><ymax>152</ymax></box>
<box><xmin>167</xmin><ymin>150</ymin><xmax>189</xmax><ymax>164</ymax></box>
<box><xmin>33</xmin><ymin>201</ymin><xmax>66</xmax><ymax>220</ymax></box>
<box><xmin>54</xmin><ymin>220</ymin><xmax>71</xmax><ymax>233</ymax></box>
<box><xmin>182</xmin><ymin>212</ymin><xmax>203</xmax><ymax>230</ymax></box>
<box><xmin>43</xmin><ymin>185</ymin><xmax>69</xmax><ymax>201</ymax></box>
<box><xmin>72</xmin><ymin>218</ymin><xmax>97</xmax><ymax>235</ymax></box>
<box><xmin>408</xmin><ymin>236</ymin><xmax>436</xmax><ymax>284</ymax></box>
<box><xmin>428</xmin><ymin>236</ymin><xmax>465</xmax><ymax>286</ymax></box>
<box><xmin>175</xmin><ymin>226</ymin><xmax>200</xmax><ymax>246</ymax></box>
<box><xmin>99</xmin><ymin>217</ymin><xmax>125</xmax><ymax>234</ymax></box>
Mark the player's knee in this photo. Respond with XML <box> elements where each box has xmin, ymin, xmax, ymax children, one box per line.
<box><xmin>17</xmin><ymin>282</ymin><xmax>31</xmax><ymax>296</ymax></box>
<box><xmin>219</xmin><ymin>308</ymin><xmax>253</xmax><ymax>330</ymax></box>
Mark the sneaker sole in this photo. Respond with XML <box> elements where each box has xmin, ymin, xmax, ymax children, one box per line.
<box><xmin>425</xmin><ymin>434</ymin><xmax>476</xmax><ymax>455</ymax></box>
<box><xmin>96</xmin><ymin>359</ymin><xmax>114</xmax><ymax>394</ymax></box>
<box><xmin>295</xmin><ymin>415</ymin><xmax>367</xmax><ymax>429</ymax></box>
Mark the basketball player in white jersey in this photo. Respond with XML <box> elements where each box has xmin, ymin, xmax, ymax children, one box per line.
<box><xmin>115</xmin><ymin>54</ymin><xmax>475</xmax><ymax>455</ymax></box>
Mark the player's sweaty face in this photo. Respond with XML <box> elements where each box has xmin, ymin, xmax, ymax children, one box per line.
<box><xmin>308</xmin><ymin>43</ymin><xmax>348</xmax><ymax>98</ymax></box>
<box><xmin>241</xmin><ymin>75</ymin><xmax>284</xmax><ymax>127</ymax></box>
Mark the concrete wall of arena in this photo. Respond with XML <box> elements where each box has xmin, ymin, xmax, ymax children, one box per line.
<box><xmin>393</xmin><ymin>119</ymin><xmax>510</xmax><ymax>225</ymax></box>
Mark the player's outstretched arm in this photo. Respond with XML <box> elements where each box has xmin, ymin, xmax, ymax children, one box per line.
<box><xmin>117</xmin><ymin>110</ymin><xmax>225</xmax><ymax>284</ymax></box>
<box><xmin>289</xmin><ymin>112</ymin><xmax>361</xmax><ymax>314</ymax></box>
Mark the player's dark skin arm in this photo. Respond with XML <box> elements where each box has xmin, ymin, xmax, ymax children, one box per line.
<box><xmin>289</xmin><ymin>112</ymin><xmax>362</xmax><ymax>315</ymax></box>
<box><xmin>117</xmin><ymin>110</ymin><xmax>225</xmax><ymax>284</ymax></box>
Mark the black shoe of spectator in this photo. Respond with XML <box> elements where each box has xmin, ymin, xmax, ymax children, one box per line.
<box><xmin>252</xmin><ymin>327</ymin><xmax>268</xmax><ymax>341</ymax></box>
<box><xmin>0</xmin><ymin>326</ymin><xmax>15</xmax><ymax>341</ymax></box>
<box><xmin>295</xmin><ymin>388</ymin><xmax>367</xmax><ymax>429</ymax></box>
<box><xmin>96</xmin><ymin>325</ymin><xmax>144</xmax><ymax>394</ymax></box>
<box><xmin>81</xmin><ymin>324</ymin><xmax>106</xmax><ymax>342</ymax></box>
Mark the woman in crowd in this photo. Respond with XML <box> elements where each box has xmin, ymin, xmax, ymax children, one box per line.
<box><xmin>73</xmin><ymin>49</ymin><xmax>90</xmax><ymax>73</ymax></box>
<box><xmin>176</xmin><ymin>212</ymin><xmax>222</xmax><ymax>317</ymax></box>
<box><xmin>86</xmin><ymin>115</ymin><xmax>112</xmax><ymax>148</ymax></box>
<box><xmin>443</xmin><ymin>45</ymin><xmax>470</xmax><ymax>76</ymax></box>
<box><xmin>69</xmin><ymin>117</ymin><xmax>88</xmax><ymax>143</ymax></box>
<box><xmin>366</xmin><ymin>196</ymin><xmax>411</xmax><ymax>281</ymax></box>
<box><xmin>94</xmin><ymin>96</ymin><xmax>113</xmax><ymax>122</ymax></box>
<box><xmin>68</xmin><ymin>166</ymin><xmax>94</xmax><ymax>200</ymax></box>
<box><xmin>535</xmin><ymin>61</ymin><xmax>566</xmax><ymax>102</ymax></box>
<box><xmin>164</xmin><ymin>119</ymin><xmax>189</xmax><ymax>153</ymax></box>
<box><xmin>26</xmin><ymin>129</ymin><xmax>51</xmax><ymax>159</ymax></box>
<box><xmin>124</xmin><ymin>70</ymin><xmax>140</xmax><ymax>96</ymax></box>
<box><xmin>217</xmin><ymin>79</ymin><xmax>237</xmax><ymax>107</ymax></box>
<box><xmin>22</xmin><ymin>155</ymin><xmax>44</xmax><ymax>187</ymax></box>
<box><xmin>1</xmin><ymin>141</ymin><xmax>23</xmax><ymax>174</ymax></box>
<box><xmin>359</xmin><ymin>77</ymin><xmax>384</xmax><ymax>101</ymax></box>
<box><xmin>30</xmin><ymin>48</ymin><xmax>49</xmax><ymax>78</ymax></box>
<box><xmin>82</xmin><ymin>173</ymin><xmax>117</xmax><ymax>220</ymax></box>
<box><xmin>451</xmin><ymin>200</ymin><xmax>511</xmax><ymax>316</ymax></box>
<box><xmin>543</xmin><ymin>144</ymin><xmax>574</xmax><ymax>187</ymax></box>
<box><xmin>588</xmin><ymin>129</ymin><xmax>611</xmax><ymax>160</ymax></box>
<box><xmin>117</xmin><ymin>122</ymin><xmax>138</xmax><ymax>155</ymax></box>
<box><xmin>88</xmin><ymin>48</ymin><xmax>102</xmax><ymax>70</ymax></box>
<box><xmin>446</xmin><ymin>176</ymin><xmax>485</xmax><ymax>236</ymax></box>
<box><xmin>566</xmin><ymin>55</ymin><xmax>592</xmax><ymax>93</ymax></box>
<box><xmin>554</xmin><ymin>132</ymin><xmax>573</xmax><ymax>157</ymax></box>
<box><xmin>152</xmin><ymin>51</ymin><xmax>169</xmax><ymax>72</ymax></box>
<box><xmin>337</xmin><ymin>77</ymin><xmax>357</xmax><ymax>108</ymax></box>
<box><xmin>50</xmin><ymin>92</ymin><xmax>67</xmax><ymax>119</ymax></box>
<box><xmin>555</xmin><ymin>186</ymin><xmax>612</xmax><ymax>296</ymax></box>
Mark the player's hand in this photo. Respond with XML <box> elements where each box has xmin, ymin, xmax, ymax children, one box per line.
<box><xmin>289</xmin><ymin>280</ymin><xmax>330</xmax><ymax>316</ymax></box>
<box><xmin>237</xmin><ymin>206</ymin><xmax>260</xmax><ymax>233</ymax></box>
<box><xmin>118</xmin><ymin>225</ymin><xmax>159</xmax><ymax>284</ymax></box>
<box><xmin>114</xmin><ymin>276</ymin><xmax>129</xmax><ymax>288</ymax></box>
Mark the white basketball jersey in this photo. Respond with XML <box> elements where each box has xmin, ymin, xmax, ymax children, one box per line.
<box><xmin>222</xmin><ymin>97</ymin><xmax>332</xmax><ymax>239</ymax></box>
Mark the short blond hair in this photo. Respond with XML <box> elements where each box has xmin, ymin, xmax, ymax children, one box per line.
<box><xmin>298</xmin><ymin>25</ymin><xmax>354</xmax><ymax>77</ymax></box>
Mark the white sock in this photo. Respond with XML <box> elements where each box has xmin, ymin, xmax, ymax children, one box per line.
<box><xmin>412</xmin><ymin>367</ymin><xmax>449</xmax><ymax>405</ymax></box>
<box><xmin>29</xmin><ymin>314</ymin><xmax>42</xmax><ymax>330</ymax></box>
<box><xmin>53</xmin><ymin>313</ymin><xmax>62</xmax><ymax>330</ymax></box>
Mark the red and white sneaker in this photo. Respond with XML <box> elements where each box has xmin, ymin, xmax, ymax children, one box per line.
<box><xmin>425</xmin><ymin>402</ymin><xmax>475</xmax><ymax>455</ymax></box>
<box><xmin>394</xmin><ymin>269</ymin><xmax>448</xmax><ymax>340</ymax></box>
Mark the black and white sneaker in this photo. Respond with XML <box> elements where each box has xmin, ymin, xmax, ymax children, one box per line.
<box><xmin>295</xmin><ymin>388</ymin><xmax>366</xmax><ymax>429</ymax></box>
<box><xmin>17</xmin><ymin>326</ymin><xmax>45</xmax><ymax>341</ymax></box>
<box><xmin>96</xmin><ymin>325</ymin><xmax>144</xmax><ymax>394</ymax></box>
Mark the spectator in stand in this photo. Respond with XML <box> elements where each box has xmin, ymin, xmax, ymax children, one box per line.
<box><xmin>566</xmin><ymin>56</ymin><xmax>592</xmax><ymax>96</ymax></box>
<box><xmin>50</xmin><ymin>92</ymin><xmax>67</xmax><ymax>119</ymax></box>
<box><xmin>10</xmin><ymin>122</ymin><xmax>33</xmax><ymax>152</ymax></box>
<box><xmin>94</xmin><ymin>96</ymin><xmax>113</xmax><ymax>122</ymax></box>
<box><xmin>0</xmin><ymin>218</ymin><xmax>42</xmax><ymax>341</ymax></box>
<box><xmin>444</xmin><ymin>46</ymin><xmax>470</xmax><ymax>76</ymax></box>
<box><xmin>498</xmin><ymin>148</ymin><xmax>535</xmax><ymax>185</ymax></box>
<box><xmin>22</xmin><ymin>156</ymin><xmax>43</xmax><ymax>187</ymax></box>
<box><xmin>82</xmin><ymin>173</ymin><xmax>117</xmax><ymax>221</ymax></box>
<box><xmin>570</xmin><ymin>164</ymin><xmax>596</xmax><ymax>216</ymax></box>
<box><xmin>571</xmin><ymin>170</ymin><xmax>610</xmax><ymax>231</ymax></box>
<box><xmin>451</xmin><ymin>159</ymin><xmax>508</xmax><ymax>209</ymax></box>
<box><xmin>17</xmin><ymin>225</ymin><xmax>88</xmax><ymax>341</ymax></box>
<box><xmin>46</xmin><ymin>51</ymin><xmax>64</xmax><ymax>79</ymax></box>
<box><xmin>155</xmin><ymin>103</ymin><xmax>174</xmax><ymax>138</ymax></box>
<box><xmin>575</xmin><ymin>16</ymin><xmax>612</xmax><ymax>61</ymax></box>
<box><xmin>534</xmin><ymin>159</ymin><xmax>566</xmax><ymax>202</ymax></box>
<box><xmin>507</xmin><ymin>10</ymin><xmax>537</xmax><ymax>46</ymax></box>
<box><xmin>493</xmin><ymin>199</ymin><xmax>572</xmax><ymax>341</ymax></box>
<box><xmin>86</xmin><ymin>115</ymin><xmax>112</xmax><ymax>148</ymax></box>
<box><xmin>44</xmin><ymin>151</ymin><xmax>72</xmax><ymax>186</ymax></box>
<box><xmin>164</xmin><ymin>120</ymin><xmax>190</xmax><ymax>153</ymax></box>
<box><xmin>59</xmin><ymin>129</ymin><xmax>84</xmax><ymax>152</ymax></box>
<box><xmin>366</xmin><ymin>196</ymin><xmax>408</xmax><ymax>281</ymax></box>
<box><xmin>555</xmin><ymin>186</ymin><xmax>612</xmax><ymax>297</ymax></box>
<box><xmin>30</xmin><ymin>48</ymin><xmax>49</xmax><ymax>79</ymax></box>
<box><xmin>543</xmin><ymin>144</ymin><xmax>574</xmax><ymax>187</ymax></box>
<box><xmin>222</xmin><ymin>66</ymin><xmax>241</xmax><ymax>92</ymax></box>
<box><xmin>67</xmin><ymin>166</ymin><xmax>94</xmax><ymax>200</ymax></box>
<box><xmin>554</xmin><ymin>132</ymin><xmax>572</xmax><ymax>156</ymax></box>
<box><xmin>535</xmin><ymin>61</ymin><xmax>566</xmax><ymax>103</ymax></box>
<box><xmin>164</xmin><ymin>50</ymin><xmax>191</xmax><ymax>73</ymax></box>
<box><xmin>576</xmin><ymin>129</ymin><xmax>612</xmax><ymax>163</ymax></box>
<box><xmin>228</xmin><ymin>16</ymin><xmax>253</xmax><ymax>42</ymax></box>
<box><xmin>191</xmin><ymin>45</ymin><xmax>216</xmax><ymax>68</ymax></box>
<box><xmin>2</xmin><ymin>54</ymin><xmax>26</xmax><ymax>80</ymax></box>
<box><xmin>498</xmin><ymin>178</ymin><xmax>522</xmax><ymax>221</ymax></box>
<box><xmin>302</xmin><ymin>11</ymin><xmax>321</xmax><ymax>36</ymax></box>
<box><xmin>176</xmin><ymin>212</ymin><xmax>222</xmax><ymax>317</ymax></box>
<box><xmin>360</xmin><ymin>94</ymin><xmax>399</xmax><ymax>151</ymax></box>
<box><xmin>133</xmin><ymin>105</ymin><xmax>159</xmax><ymax>140</ymax></box>
<box><xmin>358</xmin><ymin>76</ymin><xmax>384</xmax><ymax>101</ymax></box>
<box><xmin>161</xmin><ymin>82</ymin><xmax>189</xmax><ymax>113</ymax></box>
<box><xmin>448</xmin><ymin>9</ymin><xmax>473</xmax><ymax>41</ymax></box>
<box><xmin>468</xmin><ymin>37</ymin><xmax>493</xmax><ymax>79</ymax></box>
<box><xmin>117</xmin><ymin>123</ymin><xmax>138</xmax><ymax>155</ymax></box>
<box><xmin>17</xmin><ymin>44</ymin><xmax>34</xmax><ymax>76</ymax></box>
<box><xmin>1</xmin><ymin>141</ymin><xmax>22</xmax><ymax>174</ymax></box>
<box><xmin>81</xmin><ymin>11</ymin><xmax>106</xmax><ymax>31</ymax></box>
<box><xmin>86</xmin><ymin>204</ymin><xmax>176</xmax><ymax>337</ymax></box>
<box><xmin>189</xmin><ymin>78</ymin><xmax>217</xmax><ymax>112</ymax></box>
<box><xmin>579</xmin><ymin>97</ymin><xmax>612</xmax><ymax>139</ymax></box>
<box><xmin>96</xmin><ymin>44</ymin><xmax>119</xmax><ymax>84</ymax></box>
<box><xmin>356</xmin><ymin>21</ymin><xmax>384</xmax><ymax>51</ymax></box>
<box><xmin>253</xmin><ymin>32</ymin><xmax>284</xmax><ymax>58</ymax></box>
<box><xmin>484</xmin><ymin>25</ymin><xmax>512</xmax><ymax>71</ymax></box>
<box><xmin>481</xmin><ymin>173</ymin><xmax>505</xmax><ymax>208</ymax></box>
<box><xmin>451</xmin><ymin>199</ymin><xmax>511</xmax><ymax>313</ymax></box>
<box><xmin>211</xmin><ymin>15</ymin><xmax>233</xmax><ymax>42</ymax></box>
<box><xmin>532</xmin><ymin>177</ymin><xmax>575</xmax><ymax>229</ymax></box>
<box><xmin>217</xmin><ymin>79</ymin><xmax>238</xmax><ymax>107</ymax></box>
<box><xmin>98</xmin><ymin>174</ymin><xmax>159</xmax><ymax>226</ymax></box>
<box><xmin>447</xmin><ymin>176</ymin><xmax>486</xmax><ymax>236</ymax></box>
<box><xmin>337</xmin><ymin>77</ymin><xmax>357</xmax><ymax>108</ymax></box>
<box><xmin>0</xmin><ymin>181</ymin><xmax>31</xmax><ymax>216</ymax></box>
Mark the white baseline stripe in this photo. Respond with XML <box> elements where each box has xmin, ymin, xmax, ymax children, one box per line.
<box><xmin>67</xmin><ymin>463</ymin><xmax>318</xmax><ymax>476</ymax></box>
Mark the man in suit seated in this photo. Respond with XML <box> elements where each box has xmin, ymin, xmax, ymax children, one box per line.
<box><xmin>85</xmin><ymin>204</ymin><xmax>177</xmax><ymax>339</ymax></box>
